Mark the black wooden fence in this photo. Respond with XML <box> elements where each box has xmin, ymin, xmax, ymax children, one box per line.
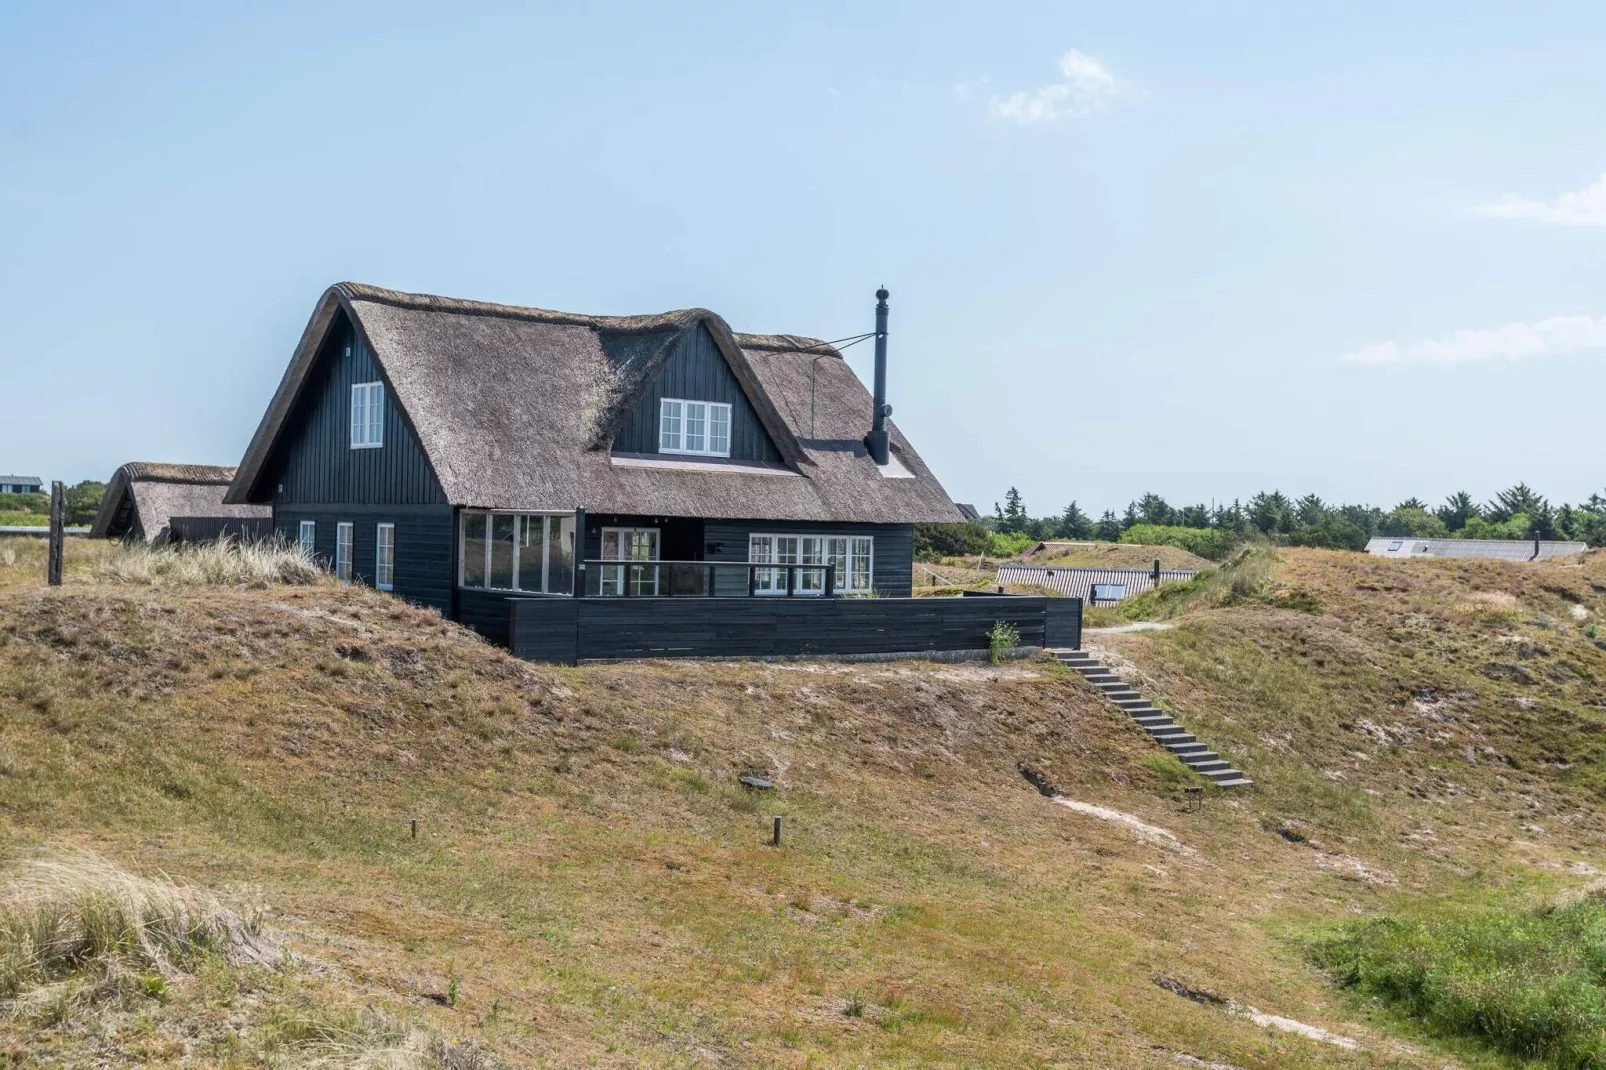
<box><xmin>505</xmin><ymin>594</ymin><xmax>1081</xmax><ymax>664</ymax></box>
<box><xmin>167</xmin><ymin>516</ymin><xmax>274</xmax><ymax>545</ymax></box>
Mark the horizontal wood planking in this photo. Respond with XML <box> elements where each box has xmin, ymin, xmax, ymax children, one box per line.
<box><xmin>509</xmin><ymin>598</ymin><xmax>579</xmax><ymax>663</ymax></box>
<box><xmin>264</xmin><ymin>311</ymin><xmax>447</xmax><ymax>506</ymax></box>
<box><xmin>168</xmin><ymin>516</ymin><xmax>274</xmax><ymax>544</ymax></box>
<box><xmin>274</xmin><ymin>505</ymin><xmax>453</xmax><ymax>613</ymax></box>
<box><xmin>507</xmin><ymin>595</ymin><xmax>1062</xmax><ymax>662</ymax></box>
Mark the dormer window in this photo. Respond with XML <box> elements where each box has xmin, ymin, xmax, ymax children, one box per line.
<box><xmin>350</xmin><ymin>382</ymin><xmax>384</xmax><ymax>448</ymax></box>
<box><xmin>660</xmin><ymin>399</ymin><xmax>730</xmax><ymax>457</ymax></box>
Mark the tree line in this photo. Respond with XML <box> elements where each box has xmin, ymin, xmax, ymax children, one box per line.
<box><xmin>917</xmin><ymin>483</ymin><xmax>1606</xmax><ymax>560</ymax></box>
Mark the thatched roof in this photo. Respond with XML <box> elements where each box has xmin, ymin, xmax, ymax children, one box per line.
<box><xmin>90</xmin><ymin>463</ymin><xmax>270</xmax><ymax>541</ymax></box>
<box><xmin>228</xmin><ymin>283</ymin><xmax>962</xmax><ymax>524</ymax></box>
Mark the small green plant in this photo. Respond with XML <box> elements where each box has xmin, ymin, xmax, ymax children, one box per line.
<box><xmin>987</xmin><ymin>621</ymin><xmax>1020</xmax><ymax>664</ymax></box>
<box><xmin>1587</xmin><ymin>622</ymin><xmax>1599</xmax><ymax>640</ymax></box>
<box><xmin>446</xmin><ymin>974</ymin><xmax>460</xmax><ymax>1007</ymax></box>
<box><xmin>608</xmin><ymin>736</ymin><xmax>638</xmax><ymax>754</ymax></box>
<box><xmin>1140</xmin><ymin>753</ymin><xmax>1199</xmax><ymax>792</ymax></box>
<box><xmin>552</xmin><ymin>754</ymin><xmax>572</xmax><ymax>774</ymax></box>
<box><xmin>843</xmin><ymin>992</ymin><xmax>866</xmax><ymax>1018</ymax></box>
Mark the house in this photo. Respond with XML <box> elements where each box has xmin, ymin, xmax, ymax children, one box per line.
<box><xmin>1364</xmin><ymin>537</ymin><xmax>1587</xmax><ymax>562</ymax></box>
<box><xmin>0</xmin><ymin>476</ymin><xmax>42</xmax><ymax>495</ymax></box>
<box><xmin>89</xmin><ymin>463</ymin><xmax>271</xmax><ymax>543</ymax></box>
<box><xmin>995</xmin><ymin>563</ymin><xmax>1196</xmax><ymax>603</ymax></box>
<box><xmin>225</xmin><ymin>283</ymin><xmax>969</xmax><ymax>649</ymax></box>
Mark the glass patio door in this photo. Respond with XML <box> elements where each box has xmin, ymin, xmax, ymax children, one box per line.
<box><xmin>600</xmin><ymin>527</ymin><xmax>660</xmax><ymax>595</ymax></box>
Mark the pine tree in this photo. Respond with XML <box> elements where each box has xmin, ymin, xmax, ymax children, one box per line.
<box><xmin>999</xmin><ymin>487</ymin><xmax>1028</xmax><ymax>534</ymax></box>
<box><xmin>1057</xmin><ymin>501</ymin><xmax>1093</xmax><ymax>540</ymax></box>
<box><xmin>1436</xmin><ymin>491</ymin><xmax>1477</xmax><ymax>531</ymax></box>
<box><xmin>1095</xmin><ymin>510</ymin><xmax>1123</xmax><ymax>542</ymax></box>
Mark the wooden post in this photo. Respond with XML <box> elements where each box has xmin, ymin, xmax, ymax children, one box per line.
<box><xmin>47</xmin><ymin>481</ymin><xmax>64</xmax><ymax>587</ymax></box>
<box><xmin>772</xmin><ymin>816</ymin><xmax>782</xmax><ymax>846</ymax></box>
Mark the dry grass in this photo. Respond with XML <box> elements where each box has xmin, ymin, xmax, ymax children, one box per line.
<box><xmin>87</xmin><ymin>536</ymin><xmax>329</xmax><ymax>586</ymax></box>
<box><xmin>0</xmin><ymin>546</ymin><xmax>1605</xmax><ymax>1065</ymax></box>
<box><xmin>0</xmin><ymin>852</ymin><xmax>265</xmax><ymax>1000</ymax></box>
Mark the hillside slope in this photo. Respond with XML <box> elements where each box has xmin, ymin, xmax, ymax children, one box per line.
<box><xmin>0</xmin><ymin>544</ymin><xmax>1603</xmax><ymax>1067</ymax></box>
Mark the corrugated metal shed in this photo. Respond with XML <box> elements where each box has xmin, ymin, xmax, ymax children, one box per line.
<box><xmin>1364</xmin><ymin>537</ymin><xmax>1588</xmax><ymax>561</ymax></box>
<box><xmin>994</xmin><ymin>564</ymin><xmax>1196</xmax><ymax>602</ymax></box>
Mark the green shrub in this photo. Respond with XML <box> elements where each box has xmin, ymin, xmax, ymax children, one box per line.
<box><xmin>1309</xmin><ymin>895</ymin><xmax>1606</xmax><ymax>1068</ymax></box>
<box><xmin>987</xmin><ymin>621</ymin><xmax>1020</xmax><ymax>664</ymax></box>
<box><xmin>987</xmin><ymin>531</ymin><xmax>1037</xmax><ymax>557</ymax></box>
<box><xmin>914</xmin><ymin>522</ymin><xmax>990</xmax><ymax>561</ymax></box>
<box><xmin>1117</xmin><ymin>524</ymin><xmax>1237</xmax><ymax>562</ymax></box>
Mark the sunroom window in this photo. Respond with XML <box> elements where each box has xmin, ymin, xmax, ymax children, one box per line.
<box><xmin>749</xmin><ymin>534</ymin><xmax>872</xmax><ymax>594</ymax></box>
<box><xmin>458</xmin><ymin>512</ymin><xmax>576</xmax><ymax>594</ymax></box>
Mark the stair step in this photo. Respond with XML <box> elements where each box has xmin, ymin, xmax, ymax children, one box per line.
<box><xmin>1147</xmin><ymin>728</ymin><xmax>1194</xmax><ymax>743</ymax></box>
<box><xmin>1113</xmin><ymin>698</ymin><xmax>1152</xmax><ymax>709</ymax></box>
<box><xmin>1166</xmin><ymin>742</ymin><xmax>1211</xmax><ymax>755</ymax></box>
<box><xmin>1095</xmin><ymin>681</ymin><xmax>1131</xmax><ymax>691</ymax></box>
<box><xmin>1183</xmin><ymin>759</ymin><xmax>1231</xmax><ymax>773</ymax></box>
<box><xmin>1215</xmin><ymin>778</ymin><xmax>1255</xmax><ymax>789</ymax></box>
<box><xmin>1200</xmin><ymin>768</ymin><xmax>1246</xmax><ymax>783</ymax></box>
<box><xmin>1131</xmin><ymin>714</ymin><xmax>1173</xmax><ymax>726</ymax></box>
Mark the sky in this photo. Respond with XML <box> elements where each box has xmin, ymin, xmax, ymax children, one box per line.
<box><xmin>3</xmin><ymin>1</ymin><xmax>1605</xmax><ymax>518</ymax></box>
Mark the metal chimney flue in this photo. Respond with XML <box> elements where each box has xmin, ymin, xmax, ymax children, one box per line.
<box><xmin>866</xmin><ymin>287</ymin><xmax>891</xmax><ymax>466</ymax></box>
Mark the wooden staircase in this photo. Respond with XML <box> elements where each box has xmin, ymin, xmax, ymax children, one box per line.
<box><xmin>1054</xmin><ymin>649</ymin><xmax>1253</xmax><ymax>789</ymax></box>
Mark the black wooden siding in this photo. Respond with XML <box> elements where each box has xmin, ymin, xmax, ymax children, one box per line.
<box><xmin>274</xmin><ymin>505</ymin><xmax>454</xmax><ymax>614</ymax></box>
<box><xmin>611</xmin><ymin>325</ymin><xmax>782</xmax><ymax>463</ymax></box>
<box><xmin>168</xmin><ymin>516</ymin><xmax>274</xmax><ymax>544</ymax></box>
<box><xmin>265</xmin><ymin>311</ymin><xmax>447</xmax><ymax>507</ymax></box>
<box><xmin>508</xmin><ymin>594</ymin><xmax>1079</xmax><ymax>663</ymax></box>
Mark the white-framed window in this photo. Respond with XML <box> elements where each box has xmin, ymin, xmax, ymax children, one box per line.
<box><xmin>297</xmin><ymin>520</ymin><xmax>316</xmax><ymax>558</ymax></box>
<box><xmin>659</xmin><ymin>399</ymin><xmax>731</xmax><ymax>457</ymax></box>
<box><xmin>375</xmin><ymin>523</ymin><xmax>395</xmax><ymax>590</ymax></box>
<box><xmin>748</xmin><ymin>534</ymin><xmax>873</xmax><ymax>595</ymax></box>
<box><xmin>1090</xmin><ymin>583</ymin><xmax>1126</xmax><ymax>602</ymax></box>
<box><xmin>350</xmin><ymin>381</ymin><xmax>384</xmax><ymax>448</ymax></box>
<box><xmin>600</xmin><ymin>527</ymin><xmax>660</xmax><ymax>596</ymax></box>
<box><xmin>335</xmin><ymin>522</ymin><xmax>354</xmax><ymax>581</ymax></box>
<box><xmin>458</xmin><ymin>512</ymin><xmax>576</xmax><ymax>595</ymax></box>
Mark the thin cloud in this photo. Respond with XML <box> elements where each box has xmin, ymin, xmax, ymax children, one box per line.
<box><xmin>1474</xmin><ymin>172</ymin><xmax>1606</xmax><ymax>226</ymax></box>
<box><xmin>991</xmin><ymin>50</ymin><xmax>1121</xmax><ymax>124</ymax></box>
<box><xmin>1344</xmin><ymin>315</ymin><xmax>1606</xmax><ymax>365</ymax></box>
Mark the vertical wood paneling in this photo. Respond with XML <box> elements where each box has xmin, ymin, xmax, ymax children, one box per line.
<box><xmin>610</xmin><ymin>325</ymin><xmax>782</xmax><ymax>462</ymax></box>
<box><xmin>267</xmin><ymin>313</ymin><xmax>447</xmax><ymax>507</ymax></box>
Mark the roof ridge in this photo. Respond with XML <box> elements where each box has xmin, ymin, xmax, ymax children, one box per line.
<box><xmin>335</xmin><ymin>282</ymin><xmax>717</xmax><ymax>336</ymax></box>
<box><xmin>120</xmin><ymin>462</ymin><xmax>237</xmax><ymax>485</ymax></box>
<box><xmin>733</xmin><ymin>332</ymin><xmax>842</xmax><ymax>358</ymax></box>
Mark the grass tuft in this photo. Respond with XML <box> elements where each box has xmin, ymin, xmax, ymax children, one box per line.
<box><xmin>0</xmin><ymin>852</ymin><xmax>265</xmax><ymax>1002</ymax></box>
<box><xmin>1309</xmin><ymin>895</ymin><xmax>1606</xmax><ymax>1068</ymax></box>
<box><xmin>86</xmin><ymin>537</ymin><xmax>329</xmax><ymax>587</ymax></box>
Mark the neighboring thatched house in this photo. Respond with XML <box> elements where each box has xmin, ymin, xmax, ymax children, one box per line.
<box><xmin>224</xmin><ymin>282</ymin><xmax>962</xmax><ymax>643</ymax></box>
<box><xmin>90</xmin><ymin>463</ymin><xmax>271</xmax><ymax>543</ymax></box>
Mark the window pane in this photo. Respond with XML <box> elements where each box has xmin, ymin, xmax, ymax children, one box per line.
<box><xmin>798</xmin><ymin>537</ymin><xmax>824</xmax><ymax>592</ymax></box>
<box><xmin>660</xmin><ymin>400</ymin><xmax>681</xmax><ymax>451</ymax></box>
<box><xmin>350</xmin><ymin>386</ymin><xmax>364</xmax><ymax>446</ymax></box>
<box><xmin>377</xmin><ymin>524</ymin><xmax>394</xmax><ymax>589</ymax></box>
<box><xmin>685</xmin><ymin>402</ymin><xmax>706</xmax><ymax>453</ymax></box>
<box><xmin>299</xmin><ymin>521</ymin><xmax>315</xmax><ymax>557</ymax></box>
<box><xmin>490</xmin><ymin>514</ymin><xmax>516</xmax><ymax>589</ymax></box>
<box><xmin>851</xmin><ymin>537</ymin><xmax>872</xmax><ymax>591</ymax></box>
<box><xmin>336</xmin><ymin>523</ymin><xmax>353</xmax><ymax>581</ymax></box>
<box><xmin>462</xmin><ymin>514</ymin><xmax>487</xmax><ymax>587</ymax></box>
<box><xmin>517</xmin><ymin>516</ymin><xmax>544</xmax><ymax>592</ymax></box>
<box><xmin>709</xmin><ymin>404</ymin><xmax>730</xmax><ymax>455</ymax></box>
<box><xmin>368</xmin><ymin>384</ymin><xmax>383</xmax><ymax>445</ymax></box>
<box><xmin>547</xmin><ymin>515</ymin><xmax>575</xmax><ymax>595</ymax></box>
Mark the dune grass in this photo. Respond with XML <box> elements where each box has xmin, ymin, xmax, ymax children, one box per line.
<box><xmin>1309</xmin><ymin>895</ymin><xmax>1606</xmax><ymax>1068</ymax></box>
<box><xmin>0</xmin><ymin>535</ymin><xmax>328</xmax><ymax>588</ymax></box>
<box><xmin>0</xmin><ymin>853</ymin><xmax>262</xmax><ymax>1000</ymax></box>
